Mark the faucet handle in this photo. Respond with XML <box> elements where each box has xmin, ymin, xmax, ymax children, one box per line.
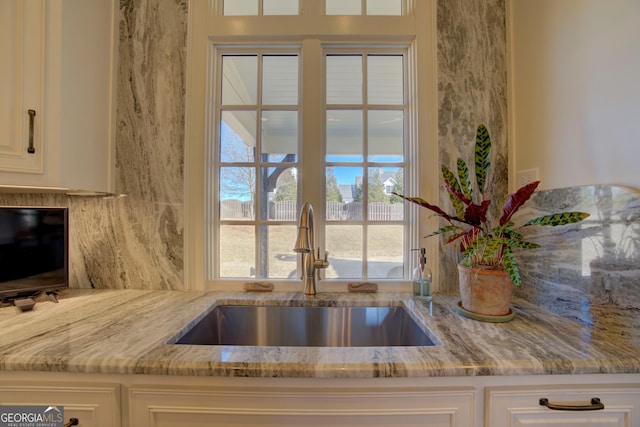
<box><xmin>314</xmin><ymin>248</ymin><xmax>330</xmax><ymax>280</ymax></box>
<box><xmin>316</xmin><ymin>247</ymin><xmax>329</xmax><ymax>264</ymax></box>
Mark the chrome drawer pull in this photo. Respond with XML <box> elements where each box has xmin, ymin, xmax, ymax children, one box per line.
<box><xmin>539</xmin><ymin>397</ymin><xmax>604</xmax><ymax>411</ymax></box>
<box><xmin>27</xmin><ymin>109</ymin><xmax>36</xmax><ymax>154</ymax></box>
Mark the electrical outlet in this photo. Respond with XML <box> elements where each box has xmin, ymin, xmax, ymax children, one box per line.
<box><xmin>516</xmin><ymin>168</ymin><xmax>539</xmax><ymax>188</ymax></box>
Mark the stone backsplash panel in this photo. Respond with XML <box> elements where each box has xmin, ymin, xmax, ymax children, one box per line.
<box><xmin>513</xmin><ymin>185</ymin><xmax>640</xmax><ymax>322</ymax></box>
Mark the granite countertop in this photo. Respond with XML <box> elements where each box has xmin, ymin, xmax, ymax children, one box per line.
<box><xmin>0</xmin><ymin>289</ymin><xmax>638</xmax><ymax>378</ymax></box>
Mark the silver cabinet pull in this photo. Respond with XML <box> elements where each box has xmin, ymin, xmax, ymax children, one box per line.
<box><xmin>539</xmin><ymin>397</ymin><xmax>604</xmax><ymax>411</ymax></box>
<box><xmin>27</xmin><ymin>109</ymin><xmax>36</xmax><ymax>154</ymax></box>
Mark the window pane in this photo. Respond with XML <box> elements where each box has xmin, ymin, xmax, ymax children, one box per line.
<box><xmin>368</xmin><ymin>167</ymin><xmax>404</xmax><ymax>220</ymax></box>
<box><xmin>223</xmin><ymin>0</ymin><xmax>258</xmax><ymax>15</ymax></box>
<box><xmin>326</xmin><ymin>166</ymin><xmax>362</xmax><ymax>221</ymax></box>
<box><xmin>263</xmin><ymin>0</ymin><xmax>299</xmax><ymax>15</ymax></box>
<box><xmin>368</xmin><ymin>110</ymin><xmax>403</xmax><ymax>162</ymax></box>
<box><xmin>326</xmin><ymin>0</ymin><xmax>361</xmax><ymax>15</ymax></box>
<box><xmin>220</xmin><ymin>111</ymin><xmax>257</xmax><ymax>162</ymax></box>
<box><xmin>266</xmin><ymin>225</ymin><xmax>298</xmax><ymax>278</ymax></box>
<box><xmin>261</xmin><ymin>111</ymin><xmax>298</xmax><ymax>161</ymax></box>
<box><xmin>367</xmin><ymin>55</ymin><xmax>404</xmax><ymax>104</ymax></box>
<box><xmin>264</xmin><ymin>166</ymin><xmax>297</xmax><ymax>220</ymax></box>
<box><xmin>220</xmin><ymin>225</ymin><xmax>255</xmax><ymax>277</ymax></box>
<box><xmin>367</xmin><ymin>225</ymin><xmax>403</xmax><ymax>279</ymax></box>
<box><xmin>326</xmin><ymin>225</ymin><xmax>362</xmax><ymax>278</ymax></box>
<box><xmin>326</xmin><ymin>110</ymin><xmax>363</xmax><ymax>161</ymax></box>
<box><xmin>220</xmin><ymin>167</ymin><xmax>255</xmax><ymax>220</ymax></box>
<box><xmin>222</xmin><ymin>56</ymin><xmax>258</xmax><ymax>105</ymax></box>
<box><xmin>367</xmin><ymin>0</ymin><xmax>402</xmax><ymax>15</ymax></box>
<box><xmin>326</xmin><ymin>55</ymin><xmax>362</xmax><ymax>104</ymax></box>
<box><xmin>263</xmin><ymin>55</ymin><xmax>299</xmax><ymax>104</ymax></box>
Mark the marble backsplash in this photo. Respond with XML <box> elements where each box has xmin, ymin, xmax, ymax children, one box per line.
<box><xmin>513</xmin><ymin>185</ymin><xmax>640</xmax><ymax>323</ymax></box>
<box><xmin>436</xmin><ymin>0</ymin><xmax>509</xmax><ymax>290</ymax></box>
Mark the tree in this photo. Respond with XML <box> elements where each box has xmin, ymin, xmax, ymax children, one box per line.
<box><xmin>368</xmin><ymin>168</ymin><xmax>390</xmax><ymax>203</ymax></box>
<box><xmin>219</xmin><ymin>122</ymin><xmax>256</xmax><ymax>204</ymax></box>
<box><xmin>326</xmin><ymin>167</ymin><xmax>343</xmax><ymax>202</ymax></box>
<box><xmin>273</xmin><ymin>168</ymin><xmax>297</xmax><ymax>201</ymax></box>
<box><xmin>389</xmin><ymin>168</ymin><xmax>404</xmax><ymax>203</ymax></box>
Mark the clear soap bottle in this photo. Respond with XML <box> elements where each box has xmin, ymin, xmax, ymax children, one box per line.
<box><xmin>412</xmin><ymin>248</ymin><xmax>432</xmax><ymax>302</ymax></box>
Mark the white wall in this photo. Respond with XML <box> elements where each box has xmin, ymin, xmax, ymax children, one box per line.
<box><xmin>509</xmin><ymin>0</ymin><xmax>640</xmax><ymax>190</ymax></box>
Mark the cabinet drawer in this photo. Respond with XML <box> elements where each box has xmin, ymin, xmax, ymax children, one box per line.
<box><xmin>486</xmin><ymin>384</ymin><xmax>640</xmax><ymax>427</ymax></box>
<box><xmin>129</xmin><ymin>384</ymin><xmax>476</xmax><ymax>427</ymax></box>
<box><xmin>0</xmin><ymin>381</ymin><xmax>121</xmax><ymax>427</ymax></box>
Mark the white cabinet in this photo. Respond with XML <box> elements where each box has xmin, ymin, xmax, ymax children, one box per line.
<box><xmin>2</xmin><ymin>371</ymin><xmax>640</xmax><ymax>427</ymax></box>
<box><xmin>0</xmin><ymin>380</ymin><xmax>121</xmax><ymax>427</ymax></box>
<box><xmin>128</xmin><ymin>383</ymin><xmax>476</xmax><ymax>427</ymax></box>
<box><xmin>486</xmin><ymin>384</ymin><xmax>640</xmax><ymax>427</ymax></box>
<box><xmin>0</xmin><ymin>0</ymin><xmax>117</xmax><ymax>194</ymax></box>
<box><xmin>0</xmin><ymin>0</ymin><xmax>44</xmax><ymax>176</ymax></box>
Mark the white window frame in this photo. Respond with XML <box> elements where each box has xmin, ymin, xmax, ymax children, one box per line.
<box><xmin>184</xmin><ymin>0</ymin><xmax>439</xmax><ymax>291</ymax></box>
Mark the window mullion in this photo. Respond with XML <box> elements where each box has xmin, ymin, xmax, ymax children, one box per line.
<box><xmin>361</xmin><ymin>53</ymin><xmax>369</xmax><ymax>279</ymax></box>
<box><xmin>300</xmin><ymin>39</ymin><xmax>326</xmax><ymax>255</ymax></box>
<box><xmin>255</xmin><ymin>52</ymin><xmax>264</xmax><ymax>278</ymax></box>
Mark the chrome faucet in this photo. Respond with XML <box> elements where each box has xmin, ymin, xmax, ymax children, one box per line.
<box><xmin>293</xmin><ymin>202</ymin><xmax>329</xmax><ymax>297</ymax></box>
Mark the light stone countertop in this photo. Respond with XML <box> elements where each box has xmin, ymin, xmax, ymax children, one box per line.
<box><xmin>0</xmin><ymin>289</ymin><xmax>638</xmax><ymax>378</ymax></box>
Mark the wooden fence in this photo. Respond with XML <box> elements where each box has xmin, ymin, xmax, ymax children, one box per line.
<box><xmin>221</xmin><ymin>200</ymin><xmax>403</xmax><ymax>221</ymax></box>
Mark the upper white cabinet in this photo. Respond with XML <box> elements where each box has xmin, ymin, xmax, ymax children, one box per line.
<box><xmin>0</xmin><ymin>0</ymin><xmax>117</xmax><ymax>194</ymax></box>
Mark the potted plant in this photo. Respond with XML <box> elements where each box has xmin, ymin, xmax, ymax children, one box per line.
<box><xmin>394</xmin><ymin>124</ymin><xmax>590</xmax><ymax>321</ymax></box>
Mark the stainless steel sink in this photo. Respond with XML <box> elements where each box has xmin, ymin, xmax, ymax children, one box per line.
<box><xmin>168</xmin><ymin>305</ymin><xmax>439</xmax><ymax>347</ymax></box>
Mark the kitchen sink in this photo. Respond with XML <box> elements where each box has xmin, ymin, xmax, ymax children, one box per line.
<box><xmin>167</xmin><ymin>304</ymin><xmax>440</xmax><ymax>347</ymax></box>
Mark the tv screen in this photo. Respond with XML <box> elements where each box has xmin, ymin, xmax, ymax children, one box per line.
<box><xmin>0</xmin><ymin>207</ymin><xmax>68</xmax><ymax>301</ymax></box>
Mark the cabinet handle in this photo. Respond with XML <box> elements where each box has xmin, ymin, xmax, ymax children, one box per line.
<box><xmin>64</xmin><ymin>418</ymin><xmax>79</xmax><ymax>427</ymax></box>
<box><xmin>539</xmin><ymin>397</ymin><xmax>604</xmax><ymax>411</ymax></box>
<box><xmin>27</xmin><ymin>109</ymin><xmax>36</xmax><ymax>154</ymax></box>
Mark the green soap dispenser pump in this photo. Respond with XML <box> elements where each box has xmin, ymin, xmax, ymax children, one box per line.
<box><xmin>412</xmin><ymin>248</ymin><xmax>432</xmax><ymax>302</ymax></box>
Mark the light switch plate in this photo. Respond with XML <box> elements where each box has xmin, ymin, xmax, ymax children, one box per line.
<box><xmin>516</xmin><ymin>168</ymin><xmax>539</xmax><ymax>188</ymax></box>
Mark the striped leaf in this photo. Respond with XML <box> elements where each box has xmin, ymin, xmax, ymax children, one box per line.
<box><xmin>502</xmin><ymin>247</ymin><xmax>521</xmax><ymax>286</ymax></box>
<box><xmin>461</xmin><ymin>234</ymin><xmax>488</xmax><ymax>261</ymax></box>
<box><xmin>390</xmin><ymin>193</ymin><xmax>454</xmax><ymax>220</ymax></box>
<box><xmin>429</xmin><ymin>225</ymin><xmax>463</xmax><ymax>237</ymax></box>
<box><xmin>474</xmin><ymin>124</ymin><xmax>491</xmax><ymax>194</ymax></box>
<box><xmin>442</xmin><ymin>165</ymin><xmax>467</xmax><ymax>218</ymax></box>
<box><xmin>482</xmin><ymin>236</ymin><xmax>505</xmax><ymax>260</ymax></box>
<box><xmin>523</xmin><ymin>212</ymin><xmax>590</xmax><ymax>227</ymax></box>
<box><xmin>457</xmin><ymin>158</ymin><xmax>473</xmax><ymax>199</ymax></box>
<box><xmin>507</xmin><ymin>239</ymin><xmax>540</xmax><ymax>250</ymax></box>
<box><xmin>501</xmin><ymin>225</ymin><xmax>523</xmax><ymax>241</ymax></box>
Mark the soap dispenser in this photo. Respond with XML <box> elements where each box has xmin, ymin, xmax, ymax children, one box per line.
<box><xmin>412</xmin><ymin>248</ymin><xmax>432</xmax><ymax>302</ymax></box>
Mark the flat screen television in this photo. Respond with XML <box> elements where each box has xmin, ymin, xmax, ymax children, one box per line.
<box><xmin>0</xmin><ymin>207</ymin><xmax>68</xmax><ymax>302</ymax></box>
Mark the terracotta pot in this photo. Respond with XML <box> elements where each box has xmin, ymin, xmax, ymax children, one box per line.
<box><xmin>458</xmin><ymin>264</ymin><xmax>513</xmax><ymax>316</ymax></box>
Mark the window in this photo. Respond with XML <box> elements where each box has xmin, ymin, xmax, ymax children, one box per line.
<box><xmin>221</xmin><ymin>0</ymin><xmax>402</xmax><ymax>16</ymax></box>
<box><xmin>212</xmin><ymin>47</ymin><xmax>407</xmax><ymax>281</ymax></box>
<box><xmin>215</xmin><ymin>51</ymin><xmax>300</xmax><ymax>279</ymax></box>
<box><xmin>324</xmin><ymin>51</ymin><xmax>406</xmax><ymax>279</ymax></box>
<box><xmin>186</xmin><ymin>1</ymin><xmax>437</xmax><ymax>289</ymax></box>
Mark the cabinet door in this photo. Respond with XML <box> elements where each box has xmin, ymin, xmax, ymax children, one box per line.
<box><xmin>129</xmin><ymin>384</ymin><xmax>476</xmax><ymax>427</ymax></box>
<box><xmin>0</xmin><ymin>382</ymin><xmax>121</xmax><ymax>427</ymax></box>
<box><xmin>486</xmin><ymin>384</ymin><xmax>640</xmax><ymax>427</ymax></box>
<box><xmin>0</xmin><ymin>0</ymin><xmax>116</xmax><ymax>192</ymax></box>
<box><xmin>0</xmin><ymin>0</ymin><xmax>44</xmax><ymax>174</ymax></box>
